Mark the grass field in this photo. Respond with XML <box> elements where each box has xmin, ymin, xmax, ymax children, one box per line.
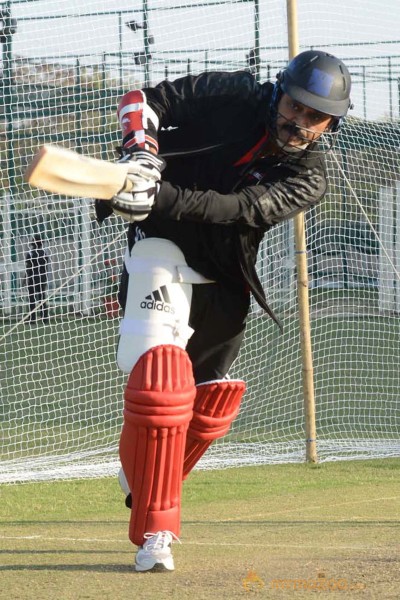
<box><xmin>1</xmin><ymin>459</ymin><xmax>399</xmax><ymax>599</ymax></box>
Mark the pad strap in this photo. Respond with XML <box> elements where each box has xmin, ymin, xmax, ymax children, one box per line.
<box><xmin>124</xmin><ymin>250</ymin><xmax>214</xmax><ymax>284</ymax></box>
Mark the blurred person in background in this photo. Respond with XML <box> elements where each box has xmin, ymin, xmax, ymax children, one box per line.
<box><xmin>25</xmin><ymin>234</ymin><xmax>49</xmax><ymax>324</ymax></box>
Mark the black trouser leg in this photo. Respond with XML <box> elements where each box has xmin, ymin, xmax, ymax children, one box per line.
<box><xmin>187</xmin><ymin>283</ymin><xmax>250</xmax><ymax>384</ymax></box>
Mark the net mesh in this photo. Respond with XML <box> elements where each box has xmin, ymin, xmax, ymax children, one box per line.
<box><xmin>1</xmin><ymin>0</ymin><xmax>400</xmax><ymax>483</ymax></box>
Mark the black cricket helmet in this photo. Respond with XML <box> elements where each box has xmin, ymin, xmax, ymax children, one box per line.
<box><xmin>278</xmin><ymin>50</ymin><xmax>352</xmax><ymax>118</ymax></box>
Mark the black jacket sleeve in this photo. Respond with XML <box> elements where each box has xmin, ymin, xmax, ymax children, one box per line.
<box><xmin>153</xmin><ymin>160</ymin><xmax>327</xmax><ymax>229</ymax></box>
<box><xmin>144</xmin><ymin>71</ymin><xmax>263</xmax><ymax>128</ymax></box>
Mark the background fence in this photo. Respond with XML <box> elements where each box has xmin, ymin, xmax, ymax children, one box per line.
<box><xmin>1</xmin><ymin>0</ymin><xmax>400</xmax><ymax>483</ymax></box>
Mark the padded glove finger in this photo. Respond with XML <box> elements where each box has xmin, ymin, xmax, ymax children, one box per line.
<box><xmin>111</xmin><ymin>178</ymin><xmax>158</xmax><ymax>223</ymax></box>
<box><xmin>118</xmin><ymin>147</ymin><xmax>166</xmax><ymax>182</ymax></box>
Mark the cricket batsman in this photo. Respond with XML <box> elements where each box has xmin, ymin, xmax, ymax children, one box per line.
<box><xmin>95</xmin><ymin>50</ymin><xmax>352</xmax><ymax>572</ymax></box>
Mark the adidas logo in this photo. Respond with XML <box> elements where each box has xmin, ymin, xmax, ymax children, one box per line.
<box><xmin>140</xmin><ymin>285</ymin><xmax>175</xmax><ymax>314</ymax></box>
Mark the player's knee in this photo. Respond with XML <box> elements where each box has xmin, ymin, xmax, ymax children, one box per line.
<box><xmin>123</xmin><ymin>344</ymin><xmax>196</xmax><ymax>428</ymax></box>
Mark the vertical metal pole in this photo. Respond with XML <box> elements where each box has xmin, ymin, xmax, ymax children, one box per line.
<box><xmin>395</xmin><ymin>181</ymin><xmax>400</xmax><ymax>312</ymax></box>
<box><xmin>388</xmin><ymin>56</ymin><xmax>393</xmax><ymax>119</ymax></box>
<box><xmin>101</xmin><ymin>53</ymin><xmax>107</xmax><ymax>160</ymax></box>
<box><xmin>75</xmin><ymin>59</ymin><xmax>82</xmax><ymax>152</ymax></box>
<box><xmin>143</xmin><ymin>0</ymin><xmax>150</xmax><ymax>86</ymax></box>
<box><xmin>254</xmin><ymin>0</ymin><xmax>260</xmax><ymax>82</ymax></box>
<box><xmin>3</xmin><ymin>2</ymin><xmax>16</xmax><ymax>310</ymax></box>
<box><xmin>398</xmin><ymin>77</ymin><xmax>400</xmax><ymax>118</ymax></box>
<box><xmin>3</xmin><ymin>3</ymin><xmax>15</xmax><ymax>199</ymax></box>
<box><xmin>2</xmin><ymin>195</ymin><xmax>12</xmax><ymax>312</ymax></box>
<box><xmin>204</xmin><ymin>50</ymin><xmax>209</xmax><ymax>72</ymax></box>
<box><xmin>286</xmin><ymin>0</ymin><xmax>318</xmax><ymax>463</ymax></box>
<box><xmin>118</xmin><ymin>12</ymin><xmax>123</xmax><ymax>87</ymax></box>
<box><xmin>73</xmin><ymin>203</ymin><xmax>82</xmax><ymax>311</ymax></box>
<box><xmin>74</xmin><ymin>59</ymin><xmax>83</xmax><ymax>310</ymax></box>
<box><xmin>340</xmin><ymin>145</ymin><xmax>349</xmax><ymax>289</ymax></box>
<box><xmin>362</xmin><ymin>65</ymin><xmax>367</xmax><ymax>120</ymax></box>
<box><xmin>80</xmin><ymin>199</ymin><xmax>93</xmax><ymax>316</ymax></box>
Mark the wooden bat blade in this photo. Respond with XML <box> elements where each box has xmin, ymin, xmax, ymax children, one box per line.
<box><xmin>24</xmin><ymin>145</ymin><xmax>132</xmax><ymax>200</ymax></box>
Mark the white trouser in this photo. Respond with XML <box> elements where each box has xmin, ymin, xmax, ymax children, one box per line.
<box><xmin>117</xmin><ymin>238</ymin><xmax>214</xmax><ymax>374</ymax></box>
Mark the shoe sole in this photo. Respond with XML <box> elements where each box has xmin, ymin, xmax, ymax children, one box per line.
<box><xmin>135</xmin><ymin>562</ymin><xmax>174</xmax><ymax>573</ymax></box>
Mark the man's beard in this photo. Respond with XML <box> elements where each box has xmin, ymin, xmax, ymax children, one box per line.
<box><xmin>276</xmin><ymin>116</ymin><xmax>315</xmax><ymax>150</ymax></box>
<box><xmin>276</xmin><ymin>124</ymin><xmax>310</xmax><ymax>152</ymax></box>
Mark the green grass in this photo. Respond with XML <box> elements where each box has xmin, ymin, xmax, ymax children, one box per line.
<box><xmin>1</xmin><ymin>459</ymin><xmax>399</xmax><ymax>599</ymax></box>
<box><xmin>0</xmin><ymin>318</ymin><xmax>125</xmax><ymax>460</ymax></box>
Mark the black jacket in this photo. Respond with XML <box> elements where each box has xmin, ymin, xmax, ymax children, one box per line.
<box><xmin>101</xmin><ymin>71</ymin><xmax>328</xmax><ymax>326</ymax></box>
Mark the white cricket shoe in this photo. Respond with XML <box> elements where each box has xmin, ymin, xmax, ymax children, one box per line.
<box><xmin>135</xmin><ymin>531</ymin><xmax>179</xmax><ymax>572</ymax></box>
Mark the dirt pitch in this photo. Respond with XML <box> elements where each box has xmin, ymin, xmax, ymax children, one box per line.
<box><xmin>1</xmin><ymin>461</ymin><xmax>399</xmax><ymax>599</ymax></box>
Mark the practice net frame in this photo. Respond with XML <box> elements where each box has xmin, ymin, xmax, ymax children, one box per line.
<box><xmin>1</xmin><ymin>0</ymin><xmax>400</xmax><ymax>483</ymax></box>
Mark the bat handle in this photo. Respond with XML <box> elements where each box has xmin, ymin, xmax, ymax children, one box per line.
<box><xmin>119</xmin><ymin>177</ymin><xmax>134</xmax><ymax>195</ymax></box>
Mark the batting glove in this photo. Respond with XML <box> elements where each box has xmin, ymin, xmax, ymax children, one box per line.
<box><xmin>117</xmin><ymin>146</ymin><xmax>166</xmax><ymax>182</ymax></box>
<box><xmin>111</xmin><ymin>175</ymin><xmax>160</xmax><ymax>223</ymax></box>
<box><xmin>111</xmin><ymin>147</ymin><xmax>165</xmax><ymax>222</ymax></box>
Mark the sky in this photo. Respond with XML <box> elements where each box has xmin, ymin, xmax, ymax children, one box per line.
<box><xmin>6</xmin><ymin>0</ymin><xmax>400</xmax><ymax>120</ymax></box>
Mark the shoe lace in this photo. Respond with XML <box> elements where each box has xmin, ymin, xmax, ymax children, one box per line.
<box><xmin>143</xmin><ymin>530</ymin><xmax>181</xmax><ymax>550</ymax></box>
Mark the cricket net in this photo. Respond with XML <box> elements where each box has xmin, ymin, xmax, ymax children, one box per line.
<box><xmin>1</xmin><ymin>0</ymin><xmax>399</xmax><ymax>483</ymax></box>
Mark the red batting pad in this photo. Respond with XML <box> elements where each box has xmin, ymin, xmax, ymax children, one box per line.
<box><xmin>119</xmin><ymin>345</ymin><xmax>195</xmax><ymax>546</ymax></box>
<box><xmin>183</xmin><ymin>380</ymin><xmax>246</xmax><ymax>479</ymax></box>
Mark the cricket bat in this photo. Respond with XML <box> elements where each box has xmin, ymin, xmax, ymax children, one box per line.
<box><xmin>24</xmin><ymin>145</ymin><xmax>136</xmax><ymax>200</ymax></box>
